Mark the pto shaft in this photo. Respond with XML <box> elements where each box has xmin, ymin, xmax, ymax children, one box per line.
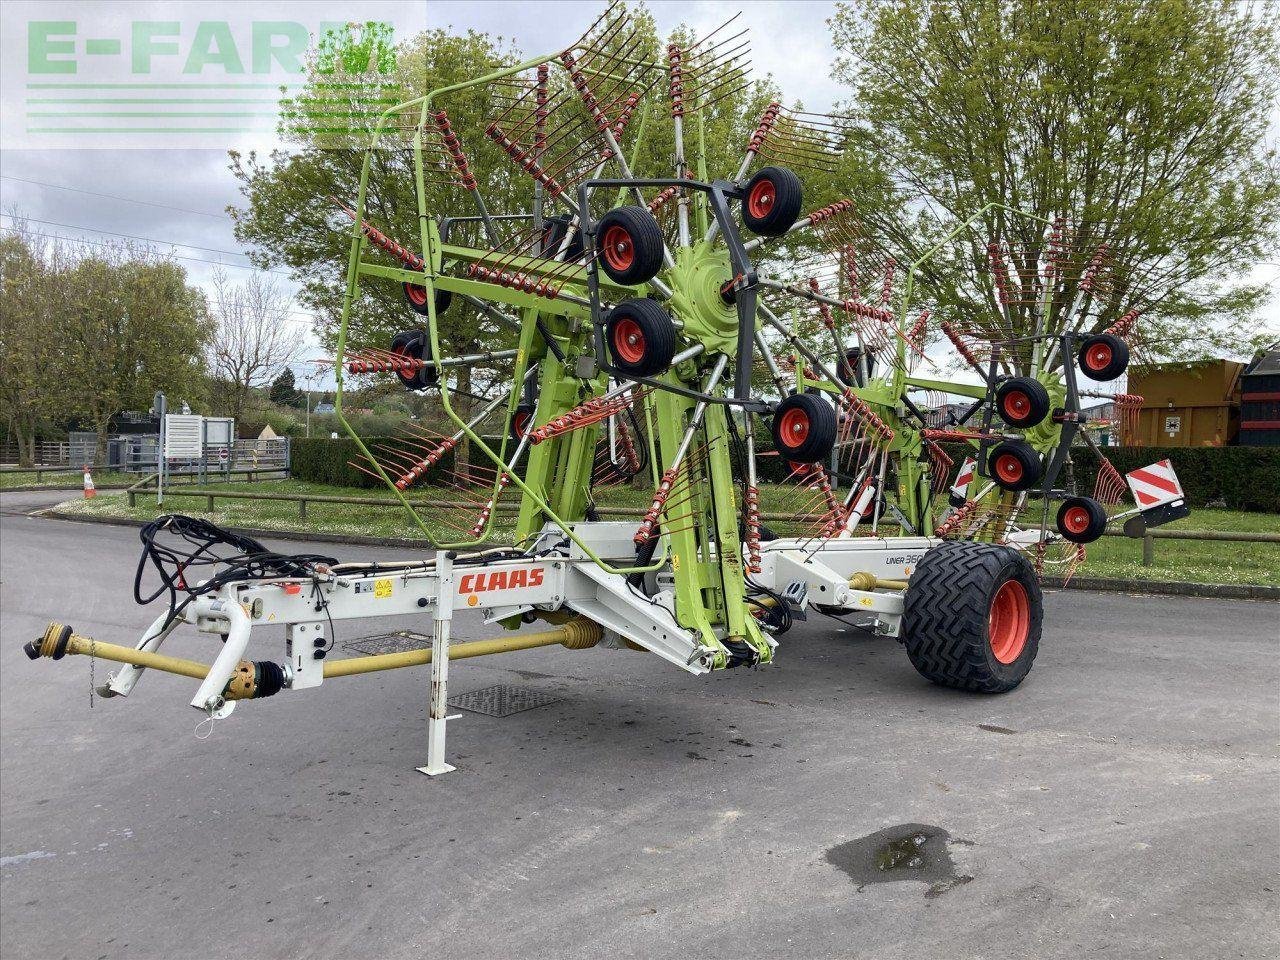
<box><xmin>26</xmin><ymin>619</ymin><xmax>602</xmax><ymax>701</ymax></box>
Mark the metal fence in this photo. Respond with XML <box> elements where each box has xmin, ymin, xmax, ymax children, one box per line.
<box><xmin>2</xmin><ymin>437</ymin><xmax>290</xmax><ymax>476</ymax></box>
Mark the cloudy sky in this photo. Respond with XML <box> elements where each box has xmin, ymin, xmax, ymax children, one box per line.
<box><xmin>1</xmin><ymin>0</ymin><xmax>1275</xmax><ymax>395</ymax></box>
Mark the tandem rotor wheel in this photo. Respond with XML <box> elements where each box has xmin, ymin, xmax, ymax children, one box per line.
<box><xmin>1078</xmin><ymin>333</ymin><xmax>1129</xmax><ymax>381</ymax></box>
<box><xmin>741</xmin><ymin>165</ymin><xmax>803</xmax><ymax>236</ymax></box>
<box><xmin>987</xmin><ymin>439</ymin><xmax>1043</xmax><ymax>492</ymax></box>
<box><xmin>995</xmin><ymin>376</ymin><xmax>1051</xmax><ymax>428</ymax></box>
<box><xmin>389</xmin><ymin>329</ymin><xmax>439</xmax><ymax>390</ymax></box>
<box><xmin>605</xmin><ymin>298</ymin><xmax>677</xmax><ymax>377</ymax></box>
<box><xmin>771</xmin><ymin>393</ymin><xmax>837</xmax><ymax>463</ymax></box>
<box><xmin>595</xmin><ymin>206</ymin><xmax>665</xmax><ymax>285</ymax></box>
<box><xmin>403</xmin><ymin>281</ymin><xmax>452</xmax><ymax>318</ymax></box>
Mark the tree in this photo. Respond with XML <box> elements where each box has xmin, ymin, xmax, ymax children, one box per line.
<box><xmin>206</xmin><ymin>270</ymin><xmax>302</xmax><ymax>422</ymax></box>
<box><xmin>0</xmin><ymin>223</ymin><xmax>69</xmax><ymax>464</ymax></box>
<box><xmin>829</xmin><ymin>0</ymin><xmax>1280</xmax><ymax>368</ymax></box>
<box><xmin>62</xmin><ymin>243</ymin><xmax>212</xmax><ymax>459</ymax></box>
<box><xmin>269</xmin><ymin>367</ymin><xmax>301</xmax><ymax>407</ymax></box>
<box><xmin>1</xmin><ymin>222</ymin><xmax>212</xmax><ymax>461</ymax></box>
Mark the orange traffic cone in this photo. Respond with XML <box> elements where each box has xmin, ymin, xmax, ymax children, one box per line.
<box><xmin>83</xmin><ymin>465</ymin><xmax>96</xmax><ymax>499</ymax></box>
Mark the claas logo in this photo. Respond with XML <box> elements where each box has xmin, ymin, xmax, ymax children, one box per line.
<box><xmin>458</xmin><ymin>568</ymin><xmax>545</xmax><ymax>594</ymax></box>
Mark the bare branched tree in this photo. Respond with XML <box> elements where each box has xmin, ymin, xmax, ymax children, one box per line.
<box><xmin>207</xmin><ymin>270</ymin><xmax>301</xmax><ymax>422</ymax></box>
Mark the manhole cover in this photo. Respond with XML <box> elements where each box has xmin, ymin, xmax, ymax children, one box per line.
<box><xmin>343</xmin><ymin>630</ymin><xmax>433</xmax><ymax>657</ymax></box>
<box><xmin>448</xmin><ymin>684</ymin><xmax>560</xmax><ymax>718</ymax></box>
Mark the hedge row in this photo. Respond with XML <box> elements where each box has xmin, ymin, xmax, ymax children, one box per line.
<box><xmin>1064</xmin><ymin>445</ymin><xmax>1280</xmax><ymax>513</ymax></box>
<box><xmin>936</xmin><ymin>443</ymin><xmax>1280</xmax><ymax>513</ymax></box>
<box><xmin>294</xmin><ymin>435</ymin><xmax>441</xmax><ymax>489</ymax></box>
<box><xmin>294</xmin><ymin>434</ymin><xmax>1280</xmax><ymax>511</ymax></box>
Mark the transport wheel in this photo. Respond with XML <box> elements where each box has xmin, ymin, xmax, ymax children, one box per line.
<box><xmin>741</xmin><ymin>165</ymin><xmax>803</xmax><ymax>237</ymax></box>
<box><xmin>1077</xmin><ymin>333</ymin><xmax>1129</xmax><ymax>381</ymax></box>
<box><xmin>540</xmin><ymin>213</ymin><xmax>584</xmax><ymax>261</ymax></box>
<box><xmin>1056</xmin><ymin>495</ymin><xmax>1108</xmax><ymax>544</ymax></box>
<box><xmin>771</xmin><ymin>393</ymin><xmax>837</xmax><ymax>463</ymax></box>
<box><xmin>389</xmin><ymin>329</ymin><xmax>438</xmax><ymax>389</ymax></box>
<box><xmin>605</xmin><ymin>298</ymin><xmax>677</xmax><ymax>377</ymax></box>
<box><xmin>403</xmin><ymin>281</ymin><xmax>452</xmax><ymax>317</ymax></box>
<box><xmin>595</xmin><ymin>206</ymin><xmax>664</xmax><ymax>285</ymax></box>
<box><xmin>995</xmin><ymin>376</ymin><xmax>1051</xmax><ymax>428</ymax></box>
<box><xmin>901</xmin><ymin>540</ymin><xmax>1042</xmax><ymax>693</ymax></box>
<box><xmin>988</xmin><ymin>439</ymin><xmax>1042</xmax><ymax>492</ymax></box>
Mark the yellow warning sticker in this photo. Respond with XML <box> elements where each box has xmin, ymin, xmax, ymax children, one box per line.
<box><xmin>374</xmin><ymin>578</ymin><xmax>393</xmax><ymax>599</ymax></box>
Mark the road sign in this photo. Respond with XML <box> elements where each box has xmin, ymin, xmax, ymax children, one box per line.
<box><xmin>163</xmin><ymin>414</ymin><xmax>203</xmax><ymax>458</ymax></box>
<box><xmin>1126</xmin><ymin>459</ymin><xmax>1184</xmax><ymax>509</ymax></box>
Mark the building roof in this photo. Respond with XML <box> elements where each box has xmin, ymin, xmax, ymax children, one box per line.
<box><xmin>1242</xmin><ymin>347</ymin><xmax>1280</xmax><ymax>378</ymax></box>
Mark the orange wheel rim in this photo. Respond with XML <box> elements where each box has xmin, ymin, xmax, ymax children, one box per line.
<box><xmin>613</xmin><ymin>318</ymin><xmax>646</xmax><ymax>364</ymax></box>
<box><xmin>779</xmin><ymin>407</ymin><xmax>810</xmax><ymax>449</ymax></box>
<box><xmin>747</xmin><ymin>179</ymin><xmax>775</xmax><ymax>219</ymax></box>
<box><xmin>1086</xmin><ymin>343</ymin><xmax>1113</xmax><ymax>371</ymax></box>
<box><xmin>1062</xmin><ymin>505</ymin><xmax>1091</xmax><ymax>535</ymax></box>
<box><xmin>1003</xmin><ymin>390</ymin><xmax>1030</xmax><ymax>420</ymax></box>
<box><xmin>405</xmin><ymin>283</ymin><xmax>428</xmax><ymax>306</ymax></box>
<box><xmin>989</xmin><ymin>579</ymin><xmax>1030</xmax><ymax>664</ymax></box>
<box><xmin>995</xmin><ymin>453</ymin><xmax>1023</xmax><ymax>484</ymax></box>
<box><xmin>602</xmin><ymin>225</ymin><xmax>634</xmax><ymax>272</ymax></box>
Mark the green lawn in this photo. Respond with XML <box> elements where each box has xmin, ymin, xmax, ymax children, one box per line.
<box><xmin>49</xmin><ymin>479</ymin><xmax>1279</xmax><ymax>587</ymax></box>
<box><xmin>1075</xmin><ymin>508</ymin><xmax>1280</xmax><ymax>587</ymax></box>
<box><xmin>0</xmin><ymin>469</ymin><xmax>138</xmax><ymax>490</ymax></box>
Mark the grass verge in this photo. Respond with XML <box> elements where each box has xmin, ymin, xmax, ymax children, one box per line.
<box><xmin>0</xmin><ymin>469</ymin><xmax>138</xmax><ymax>490</ymax></box>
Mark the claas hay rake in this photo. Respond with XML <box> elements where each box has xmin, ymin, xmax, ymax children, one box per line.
<box><xmin>28</xmin><ymin>5</ymin><xmax>1189</xmax><ymax>775</ymax></box>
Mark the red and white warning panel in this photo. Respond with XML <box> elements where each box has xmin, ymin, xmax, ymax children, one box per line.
<box><xmin>950</xmin><ymin>457</ymin><xmax>977</xmax><ymax>499</ymax></box>
<box><xmin>1126</xmin><ymin>459</ymin><xmax>1184</xmax><ymax>509</ymax></box>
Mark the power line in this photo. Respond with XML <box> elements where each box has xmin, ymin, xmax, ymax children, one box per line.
<box><xmin>10</xmin><ymin>226</ymin><xmax>295</xmax><ymax>279</ymax></box>
<box><xmin>0</xmin><ymin>212</ymin><xmax>281</xmax><ymax>267</ymax></box>
<box><xmin>0</xmin><ymin>174</ymin><xmax>229</xmax><ymax>219</ymax></box>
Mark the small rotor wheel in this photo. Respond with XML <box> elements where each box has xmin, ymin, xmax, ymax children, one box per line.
<box><xmin>595</xmin><ymin>206</ymin><xmax>664</xmax><ymax>285</ymax></box>
<box><xmin>837</xmin><ymin>346</ymin><xmax>876</xmax><ymax>387</ymax></box>
<box><xmin>987</xmin><ymin>439</ymin><xmax>1042</xmax><ymax>492</ymax></box>
<box><xmin>1055</xmin><ymin>496</ymin><xmax>1108</xmax><ymax>544</ymax></box>
<box><xmin>403</xmin><ymin>281</ymin><xmax>452</xmax><ymax>318</ymax></box>
<box><xmin>605</xmin><ymin>298</ymin><xmax>677</xmax><ymax>377</ymax></box>
<box><xmin>1077</xmin><ymin>333</ymin><xmax>1129</xmax><ymax>381</ymax></box>
<box><xmin>389</xmin><ymin>329</ymin><xmax>438</xmax><ymax>390</ymax></box>
<box><xmin>771</xmin><ymin>392</ymin><xmax>837</xmax><ymax>463</ymax></box>
<box><xmin>995</xmin><ymin>376</ymin><xmax>1051</xmax><ymax>428</ymax></box>
<box><xmin>540</xmin><ymin>213</ymin><xmax>584</xmax><ymax>261</ymax></box>
<box><xmin>741</xmin><ymin>165</ymin><xmax>803</xmax><ymax>237</ymax></box>
<box><xmin>510</xmin><ymin>402</ymin><xmax>536</xmax><ymax>441</ymax></box>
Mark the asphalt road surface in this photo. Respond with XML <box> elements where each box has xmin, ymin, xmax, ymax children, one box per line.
<box><xmin>2</xmin><ymin>490</ymin><xmax>1277</xmax><ymax>960</ymax></box>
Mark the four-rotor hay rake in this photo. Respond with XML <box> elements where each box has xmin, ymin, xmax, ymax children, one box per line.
<box><xmin>26</xmin><ymin>4</ymin><xmax>1189</xmax><ymax>775</ymax></box>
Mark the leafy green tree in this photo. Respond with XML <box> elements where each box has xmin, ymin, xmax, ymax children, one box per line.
<box><xmin>1</xmin><ymin>226</ymin><xmax>212</xmax><ymax>461</ymax></box>
<box><xmin>829</xmin><ymin>0</ymin><xmax>1280</xmax><ymax>367</ymax></box>
<box><xmin>61</xmin><ymin>245</ymin><xmax>212</xmax><ymax>458</ymax></box>
<box><xmin>0</xmin><ymin>225</ymin><xmax>68</xmax><ymax>464</ymax></box>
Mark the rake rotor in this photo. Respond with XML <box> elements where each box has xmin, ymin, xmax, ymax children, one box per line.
<box><xmin>326</xmin><ymin>2</ymin><xmax>1170</xmax><ymax>667</ymax></box>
